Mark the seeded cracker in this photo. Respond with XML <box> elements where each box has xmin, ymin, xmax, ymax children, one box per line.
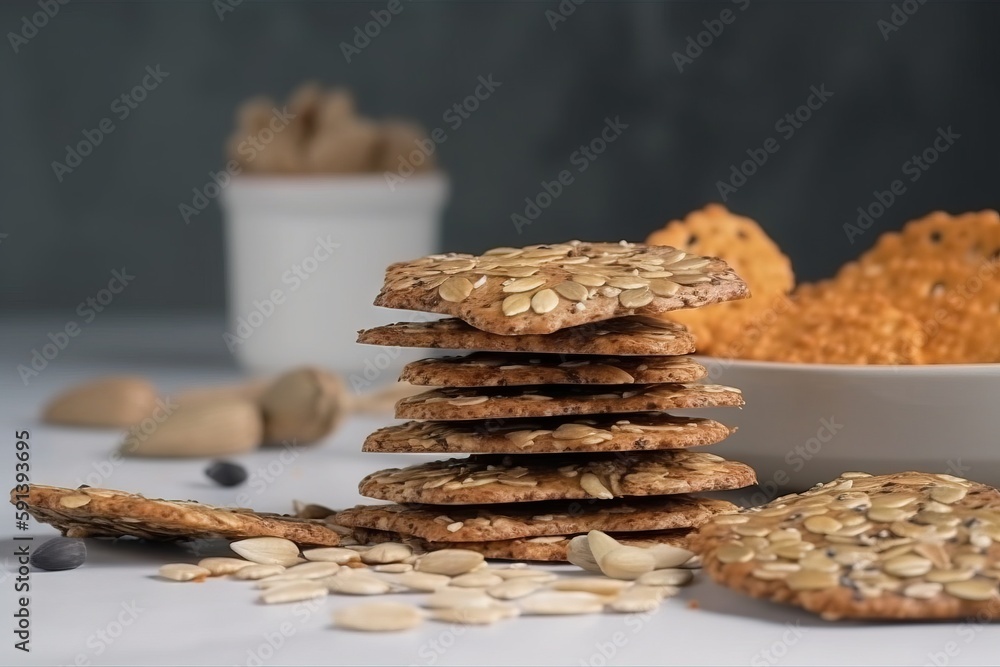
<box><xmin>690</xmin><ymin>472</ymin><xmax>1000</xmax><ymax>621</ymax></box>
<box><xmin>363</xmin><ymin>413</ymin><xmax>734</xmax><ymax>454</ymax></box>
<box><xmin>395</xmin><ymin>383</ymin><xmax>743</xmax><ymax>421</ymax></box>
<box><xmin>359</xmin><ymin>451</ymin><xmax>756</xmax><ymax>505</ymax></box>
<box><xmin>13</xmin><ymin>485</ymin><xmax>343</xmax><ymax>546</ymax></box>
<box><xmin>357</xmin><ymin>316</ymin><xmax>696</xmax><ymax>356</ymax></box>
<box><xmin>857</xmin><ymin>209</ymin><xmax>1000</xmax><ymax>269</ymax></box>
<box><xmin>646</xmin><ymin>204</ymin><xmax>793</xmax><ymax>354</ymax></box>
<box><xmin>353</xmin><ymin>527</ymin><xmax>693</xmax><ymax>561</ymax></box>
<box><xmin>335</xmin><ymin>495</ymin><xmax>736</xmax><ymax>542</ymax></box>
<box><xmin>400</xmin><ymin>352</ymin><xmax>707</xmax><ymax>387</ymax></box>
<box><xmin>740</xmin><ymin>282</ymin><xmax>925</xmax><ymax>365</ymax></box>
<box><xmin>374</xmin><ymin>241</ymin><xmax>749</xmax><ymax>335</ymax></box>
<box><xmin>834</xmin><ymin>255</ymin><xmax>1000</xmax><ymax>364</ymax></box>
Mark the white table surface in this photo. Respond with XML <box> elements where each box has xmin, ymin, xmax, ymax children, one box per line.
<box><xmin>1</xmin><ymin>315</ymin><xmax>997</xmax><ymax>666</ymax></box>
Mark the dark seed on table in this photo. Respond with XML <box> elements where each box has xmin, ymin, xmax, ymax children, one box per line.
<box><xmin>31</xmin><ymin>538</ymin><xmax>87</xmax><ymax>571</ymax></box>
<box><xmin>205</xmin><ymin>460</ymin><xmax>248</xmax><ymax>487</ymax></box>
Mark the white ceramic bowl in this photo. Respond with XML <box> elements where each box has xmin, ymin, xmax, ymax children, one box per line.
<box><xmin>221</xmin><ymin>173</ymin><xmax>449</xmax><ymax>379</ymax></box>
<box><xmin>685</xmin><ymin>358</ymin><xmax>1000</xmax><ymax>502</ymax></box>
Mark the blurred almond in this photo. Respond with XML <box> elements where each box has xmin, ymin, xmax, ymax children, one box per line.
<box><xmin>378</xmin><ymin>120</ymin><xmax>435</xmax><ymax>173</ymax></box>
<box><xmin>121</xmin><ymin>397</ymin><xmax>262</xmax><ymax>457</ymax></box>
<box><xmin>171</xmin><ymin>379</ymin><xmax>269</xmax><ymax>406</ymax></box>
<box><xmin>43</xmin><ymin>376</ymin><xmax>157</xmax><ymax>427</ymax></box>
<box><xmin>259</xmin><ymin>367</ymin><xmax>344</xmax><ymax>445</ymax></box>
<box><xmin>315</xmin><ymin>89</ymin><xmax>356</xmax><ymax>130</ymax></box>
<box><xmin>305</xmin><ymin>120</ymin><xmax>380</xmax><ymax>173</ymax></box>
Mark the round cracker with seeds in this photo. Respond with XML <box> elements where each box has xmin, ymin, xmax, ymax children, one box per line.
<box><xmin>400</xmin><ymin>352</ymin><xmax>707</xmax><ymax>387</ymax></box>
<box><xmin>395</xmin><ymin>384</ymin><xmax>744</xmax><ymax>421</ymax></box>
<box><xmin>646</xmin><ymin>204</ymin><xmax>792</xmax><ymax>354</ymax></box>
<box><xmin>13</xmin><ymin>484</ymin><xmax>344</xmax><ymax>546</ymax></box>
<box><xmin>833</xmin><ymin>255</ymin><xmax>1000</xmax><ymax>364</ymax></box>
<box><xmin>690</xmin><ymin>471</ymin><xmax>1000</xmax><ymax>621</ymax></box>
<box><xmin>353</xmin><ymin>526</ymin><xmax>692</xmax><ymax>561</ymax></box>
<box><xmin>358</xmin><ymin>316</ymin><xmax>696</xmax><ymax>356</ymax></box>
<box><xmin>858</xmin><ymin>209</ymin><xmax>1000</xmax><ymax>269</ymax></box>
<box><xmin>358</xmin><ymin>451</ymin><xmax>757</xmax><ymax>505</ymax></box>
<box><xmin>335</xmin><ymin>495</ymin><xmax>736</xmax><ymax>543</ymax></box>
<box><xmin>740</xmin><ymin>282</ymin><xmax>926</xmax><ymax>365</ymax></box>
<box><xmin>374</xmin><ymin>241</ymin><xmax>749</xmax><ymax>335</ymax></box>
<box><xmin>363</xmin><ymin>414</ymin><xmax>733</xmax><ymax>455</ymax></box>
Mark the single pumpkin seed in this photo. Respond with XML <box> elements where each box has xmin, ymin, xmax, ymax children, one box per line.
<box><xmin>159</xmin><ymin>563</ymin><xmax>210</xmax><ymax>582</ymax></box>
<box><xmin>530</xmin><ymin>289</ymin><xmax>559</xmax><ymax>314</ymax></box>
<box><xmin>198</xmin><ymin>557</ymin><xmax>251</xmax><ymax>576</ymax></box>
<box><xmin>608</xmin><ymin>586</ymin><xmax>666</xmax><ymax>613</ymax></box>
<box><xmin>551</xmin><ymin>577</ymin><xmax>630</xmax><ymax>596</ymax></box>
<box><xmin>502</xmin><ymin>277</ymin><xmax>546</xmax><ymax>293</ymax></box>
<box><xmin>230</xmin><ymin>537</ymin><xmax>300</xmax><ymax>566</ymax></box>
<box><xmin>430</xmin><ymin>604</ymin><xmax>518</xmax><ymax>625</ymax></box>
<box><xmin>416</xmin><ymin>549</ymin><xmax>485</xmax><ymax>576</ymax></box>
<box><xmin>502</xmin><ymin>293</ymin><xmax>532</xmax><ymax>316</ymax></box>
<box><xmin>450</xmin><ymin>572</ymin><xmax>504</xmax><ymax>588</ymax></box>
<box><xmin>619</xmin><ymin>287</ymin><xmax>654</xmax><ymax>308</ymax></box>
<box><xmin>438</xmin><ymin>277</ymin><xmax>473</xmax><ymax>302</ymax></box>
<box><xmin>487</xmin><ymin>578</ymin><xmax>543</xmax><ymax>600</ymax></box>
<box><xmin>325</xmin><ymin>574</ymin><xmax>391</xmax><ymax>595</ymax></box>
<box><xmin>637</xmin><ymin>568</ymin><xmax>693</xmax><ymax>587</ymax></box>
<box><xmin>519</xmin><ymin>591</ymin><xmax>604</xmax><ymax>615</ymax></box>
<box><xmin>553</xmin><ymin>281</ymin><xmax>589</xmax><ymax>302</ymax></box>
<box><xmin>285</xmin><ymin>562</ymin><xmax>341</xmax><ymax>579</ymax></box>
<box><xmin>232</xmin><ymin>564</ymin><xmax>287</xmax><ymax>580</ymax></box>
<box><xmin>303</xmin><ymin>547</ymin><xmax>361</xmax><ymax>564</ymax></box>
<box><xmin>333</xmin><ymin>602</ymin><xmax>423</xmax><ymax>632</ymax></box>
<box><xmin>361</xmin><ymin>542</ymin><xmax>412</xmax><ymax>565</ymax></box>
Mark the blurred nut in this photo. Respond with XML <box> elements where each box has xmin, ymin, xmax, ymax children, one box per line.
<box><xmin>378</xmin><ymin>120</ymin><xmax>436</xmax><ymax>173</ymax></box>
<box><xmin>260</xmin><ymin>367</ymin><xmax>344</xmax><ymax>445</ymax></box>
<box><xmin>121</xmin><ymin>397</ymin><xmax>263</xmax><ymax>457</ymax></box>
<box><xmin>252</xmin><ymin>130</ymin><xmax>303</xmax><ymax>173</ymax></box>
<box><xmin>43</xmin><ymin>376</ymin><xmax>158</xmax><ymax>428</ymax></box>
<box><xmin>315</xmin><ymin>89</ymin><xmax>357</xmax><ymax>130</ymax></box>
<box><xmin>306</xmin><ymin>120</ymin><xmax>380</xmax><ymax>173</ymax></box>
<box><xmin>171</xmin><ymin>379</ymin><xmax>269</xmax><ymax>406</ymax></box>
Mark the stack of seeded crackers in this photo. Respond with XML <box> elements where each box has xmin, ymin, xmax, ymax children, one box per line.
<box><xmin>338</xmin><ymin>241</ymin><xmax>758</xmax><ymax>561</ymax></box>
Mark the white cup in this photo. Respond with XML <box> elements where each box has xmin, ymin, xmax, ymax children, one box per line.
<box><xmin>220</xmin><ymin>173</ymin><xmax>449</xmax><ymax>378</ymax></box>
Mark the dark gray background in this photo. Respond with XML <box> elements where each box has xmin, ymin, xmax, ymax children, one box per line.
<box><xmin>2</xmin><ymin>0</ymin><xmax>997</xmax><ymax>312</ymax></box>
